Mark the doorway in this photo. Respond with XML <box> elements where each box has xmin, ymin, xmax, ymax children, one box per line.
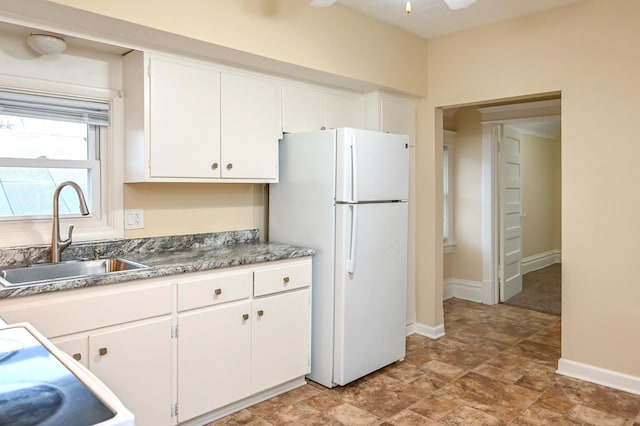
<box><xmin>442</xmin><ymin>96</ymin><xmax>562</xmax><ymax>316</ymax></box>
<box><xmin>479</xmin><ymin>100</ymin><xmax>562</xmax><ymax>311</ymax></box>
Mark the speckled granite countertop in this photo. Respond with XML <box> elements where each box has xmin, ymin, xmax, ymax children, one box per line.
<box><xmin>0</xmin><ymin>230</ymin><xmax>314</xmax><ymax>300</ymax></box>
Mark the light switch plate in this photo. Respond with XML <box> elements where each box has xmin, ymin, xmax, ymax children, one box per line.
<box><xmin>124</xmin><ymin>209</ymin><xmax>144</xmax><ymax>230</ymax></box>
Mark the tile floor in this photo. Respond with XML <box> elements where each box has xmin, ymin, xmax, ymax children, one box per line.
<box><xmin>209</xmin><ymin>298</ymin><xmax>640</xmax><ymax>425</ymax></box>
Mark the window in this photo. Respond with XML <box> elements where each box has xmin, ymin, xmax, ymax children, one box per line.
<box><xmin>443</xmin><ymin>131</ymin><xmax>455</xmax><ymax>253</ymax></box>
<box><xmin>0</xmin><ymin>85</ymin><xmax>123</xmax><ymax>247</ymax></box>
<box><xmin>0</xmin><ymin>115</ymin><xmax>100</xmax><ymax>218</ymax></box>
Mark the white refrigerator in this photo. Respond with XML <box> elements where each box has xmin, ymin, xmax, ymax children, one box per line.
<box><xmin>269</xmin><ymin>128</ymin><xmax>409</xmax><ymax>388</ymax></box>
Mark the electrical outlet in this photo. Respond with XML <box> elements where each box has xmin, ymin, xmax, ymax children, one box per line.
<box><xmin>124</xmin><ymin>209</ymin><xmax>144</xmax><ymax>230</ymax></box>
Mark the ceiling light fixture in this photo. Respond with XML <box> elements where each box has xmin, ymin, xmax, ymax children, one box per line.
<box><xmin>27</xmin><ymin>33</ymin><xmax>67</xmax><ymax>55</ymax></box>
<box><xmin>405</xmin><ymin>1</ymin><xmax>412</xmax><ymax>14</ymax></box>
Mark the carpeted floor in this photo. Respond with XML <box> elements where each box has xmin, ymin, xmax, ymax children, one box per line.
<box><xmin>504</xmin><ymin>263</ymin><xmax>561</xmax><ymax>315</ymax></box>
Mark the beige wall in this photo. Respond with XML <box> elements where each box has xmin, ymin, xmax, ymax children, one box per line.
<box><xmin>423</xmin><ymin>0</ymin><xmax>640</xmax><ymax>376</ymax></box>
<box><xmin>520</xmin><ymin>131</ymin><xmax>561</xmax><ymax>258</ymax></box>
<box><xmin>443</xmin><ymin>253</ymin><xmax>453</xmax><ymax>280</ymax></box>
<box><xmin>32</xmin><ymin>0</ymin><xmax>428</xmax><ymax>96</ymax></box>
<box><xmin>449</xmin><ymin>107</ymin><xmax>483</xmax><ymax>282</ymax></box>
<box><xmin>123</xmin><ymin>184</ymin><xmax>267</xmax><ymax>239</ymax></box>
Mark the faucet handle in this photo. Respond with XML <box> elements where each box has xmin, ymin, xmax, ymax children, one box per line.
<box><xmin>59</xmin><ymin>225</ymin><xmax>75</xmax><ymax>252</ymax></box>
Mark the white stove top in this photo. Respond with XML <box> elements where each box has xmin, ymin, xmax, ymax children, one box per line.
<box><xmin>0</xmin><ymin>322</ymin><xmax>134</xmax><ymax>426</ymax></box>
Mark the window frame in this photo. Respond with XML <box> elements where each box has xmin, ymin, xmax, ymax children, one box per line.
<box><xmin>0</xmin><ymin>76</ymin><xmax>124</xmax><ymax>248</ymax></box>
<box><xmin>443</xmin><ymin>130</ymin><xmax>456</xmax><ymax>254</ymax></box>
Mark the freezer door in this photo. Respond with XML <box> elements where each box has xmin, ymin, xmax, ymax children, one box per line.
<box><xmin>336</xmin><ymin>128</ymin><xmax>409</xmax><ymax>202</ymax></box>
<box><xmin>333</xmin><ymin>202</ymin><xmax>408</xmax><ymax>386</ymax></box>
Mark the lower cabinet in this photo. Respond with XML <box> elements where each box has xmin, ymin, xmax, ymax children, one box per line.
<box><xmin>252</xmin><ymin>289</ymin><xmax>310</xmax><ymax>394</ymax></box>
<box><xmin>52</xmin><ymin>318</ymin><xmax>173</xmax><ymax>426</ymax></box>
<box><xmin>177</xmin><ymin>301</ymin><xmax>252</xmax><ymax>421</ymax></box>
<box><xmin>0</xmin><ymin>256</ymin><xmax>312</xmax><ymax>426</ymax></box>
<box><xmin>176</xmin><ymin>258</ymin><xmax>312</xmax><ymax>423</ymax></box>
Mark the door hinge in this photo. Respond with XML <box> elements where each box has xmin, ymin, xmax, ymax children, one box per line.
<box><xmin>171</xmin><ymin>325</ymin><xmax>178</xmax><ymax>339</ymax></box>
<box><xmin>172</xmin><ymin>402</ymin><xmax>178</xmax><ymax>418</ymax></box>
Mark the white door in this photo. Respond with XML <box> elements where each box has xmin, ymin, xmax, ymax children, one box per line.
<box><xmin>51</xmin><ymin>335</ymin><xmax>88</xmax><ymax>368</ymax></box>
<box><xmin>333</xmin><ymin>202</ymin><xmax>407</xmax><ymax>386</ymax></box>
<box><xmin>148</xmin><ymin>56</ymin><xmax>221</xmax><ymax>179</ymax></box>
<box><xmin>251</xmin><ymin>289</ymin><xmax>311</xmax><ymax>394</ymax></box>
<box><xmin>89</xmin><ymin>318</ymin><xmax>173</xmax><ymax>426</ymax></box>
<box><xmin>177</xmin><ymin>301</ymin><xmax>251</xmax><ymax>421</ymax></box>
<box><xmin>336</xmin><ymin>128</ymin><xmax>409</xmax><ymax>202</ymax></box>
<box><xmin>220</xmin><ymin>72</ymin><xmax>280</xmax><ymax>179</ymax></box>
<box><xmin>500</xmin><ymin>126</ymin><xmax>523</xmax><ymax>301</ymax></box>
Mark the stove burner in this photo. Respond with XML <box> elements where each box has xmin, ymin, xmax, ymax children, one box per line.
<box><xmin>0</xmin><ymin>383</ymin><xmax>64</xmax><ymax>426</ymax></box>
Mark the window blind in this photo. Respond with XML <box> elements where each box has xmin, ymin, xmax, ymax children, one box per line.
<box><xmin>0</xmin><ymin>90</ymin><xmax>109</xmax><ymax>126</ymax></box>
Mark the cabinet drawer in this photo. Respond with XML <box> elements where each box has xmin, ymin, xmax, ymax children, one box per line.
<box><xmin>0</xmin><ymin>280</ymin><xmax>173</xmax><ymax>338</ymax></box>
<box><xmin>178</xmin><ymin>270</ymin><xmax>251</xmax><ymax>312</ymax></box>
<box><xmin>253</xmin><ymin>259</ymin><xmax>311</xmax><ymax>297</ymax></box>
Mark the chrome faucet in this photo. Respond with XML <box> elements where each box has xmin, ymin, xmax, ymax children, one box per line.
<box><xmin>52</xmin><ymin>181</ymin><xmax>90</xmax><ymax>263</ymax></box>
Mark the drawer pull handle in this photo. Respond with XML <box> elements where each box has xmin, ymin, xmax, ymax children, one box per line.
<box><xmin>214</xmin><ymin>288</ymin><xmax>222</xmax><ymax>296</ymax></box>
<box><xmin>283</xmin><ymin>276</ymin><xmax>290</xmax><ymax>284</ymax></box>
<box><xmin>72</xmin><ymin>353</ymin><xmax>82</xmax><ymax>361</ymax></box>
<box><xmin>257</xmin><ymin>310</ymin><xmax>264</xmax><ymax>317</ymax></box>
<box><xmin>226</xmin><ymin>163</ymin><xmax>233</xmax><ymax>170</ymax></box>
<box><xmin>211</xmin><ymin>162</ymin><xmax>219</xmax><ymax>170</ymax></box>
<box><xmin>99</xmin><ymin>347</ymin><xmax>108</xmax><ymax>356</ymax></box>
<box><xmin>242</xmin><ymin>313</ymin><xmax>249</xmax><ymax>321</ymax></box>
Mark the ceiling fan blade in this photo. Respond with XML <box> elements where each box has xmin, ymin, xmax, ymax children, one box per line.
<box><xmin>443</xmin><ymin>0</ymin><xmax>477</xmax><ymax>9</ymax></box>
<box><xmin>310</xmin><ymin>0</ymin><xmax>337</xmax><ymax>7</ymax></box>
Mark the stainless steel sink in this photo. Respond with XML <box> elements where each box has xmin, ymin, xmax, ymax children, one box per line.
<box><xmin>0</xmin><ymin>258</ymin><xmax>150</xmax><ymax>288</ymax></box>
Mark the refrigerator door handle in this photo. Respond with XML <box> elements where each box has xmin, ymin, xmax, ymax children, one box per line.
<box><xmin>347</xmin><ymin>204</ymin><xmax>358</xmax><ymax>274</ymax></box>
<box><xmin>350</xmin><ymin>134</ymin><xmax>359</xmax><ymax>203</ymax></box>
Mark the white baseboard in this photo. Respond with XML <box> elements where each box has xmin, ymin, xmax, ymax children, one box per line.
<box><xmin>557</xmin><ymin>358</ymin><xmax>640</xmax><ymax>396</ymax></box>
<box><xmin>182</xmin><ymin>377</ymin><xmax>307</xmax><ymax>425</ymax></box>
<box><xmin>412</xmin><ymin>322</ymin><xmax>445</xmax><ymax>339</ymax></box>
<box><xmin>522</xmin><ymin>249</ymin><xmax>562</xmax><ymax>274</ymax></box>
<box><xmin>444</xmin><ymin>278</ymin><xmax>483</xmax><ymax>303</ymax></box>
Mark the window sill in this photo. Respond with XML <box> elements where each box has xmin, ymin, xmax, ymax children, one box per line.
<box><xmin>444</xmin><ymin>242</ymin><xmax>456</xmax><ymax>254</ymax></box>
<box><xmin>0</xmin><ymin>216</ymin><xmax>123</xmax><ymax>249</ymax></box>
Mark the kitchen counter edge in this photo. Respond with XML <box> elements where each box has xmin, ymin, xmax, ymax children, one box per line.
<box><xmin>0</xmin><ymin>241</ymin><xmax>314</xmax><ymax>300</ymax></box>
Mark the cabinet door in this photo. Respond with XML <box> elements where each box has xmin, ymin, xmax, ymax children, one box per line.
<box><xmin>51</xmin><ymin>335</ymin><xmax>88</xmax><ymax>368</ymax></box>
<box><xmin>221</xmin><ymin>72</ymin><xmax>280</xmax><ymax>180</ymax></box>
<box><xmin>252</xmin><ymin>289</ymin><xmax>310</xmax><ymax>394</ymax></box>
<box><xmin>326</xmin><ymin>93</ymin><xmax>363</xmax><ymax>129</ymax></box>
<box><xmin>282</xmin><ymin>84</ymin><xmax>326</xmax><ymax>132</ymax></box>
<box><xmin>89</xmin><ymin>318</ymin><xmax>173</xmax><ymax>426</ymax></box>
<box><xmin>177</xmin><ymin>301</ymin><xmax>251</xmax><ymax>422</ymax></box>
<box><xmin>380</xmin><ymin>95</ymin><xmax>415</xmax><ymax>136</ymax></box>
<box><xmin>149</xmin><ymin>56</ymin><xmax>221</xmax><ymax>179</ymax></box>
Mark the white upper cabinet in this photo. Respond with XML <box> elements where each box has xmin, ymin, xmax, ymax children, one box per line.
<box><xmin>221</xmin><ymin>72</ymin><xmax>281</xmax><ymax>180</ymax></box>
<box><xmin>282</xmin><ymin>83</ymin><xmax>363</xmax><ymax>133</ymax></box>
<box><xmin>363</xmin><ymin>91</ymin><xmax>416</xmax><ymax>138</ymax></box>
<box><xmin>148</xmin><ymin>56</ymin><xmax>221</xmax><ymax>179</ymax></box>
<box><xmin>123</xmin><ymin>51</ymin><xmax>281</xmax><ymax>183</ymax></box>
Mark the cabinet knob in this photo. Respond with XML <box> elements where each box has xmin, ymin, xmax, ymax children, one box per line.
<box><xmin>257</xmin><ymin>309</ymin><xmax>264</xmax><ymax>317</ymax></box>
<box><xmin>99</xmin><ymin>347</ymin><xmax>108</xmax><ymax>356</ymax></box>
<box><xmin>211</xmin><ymin>162</ymin><xmax>219</xmax><ymax>170</ymax></box>
<box><xmin>242</xmin><ymin>313</ymin><xmax>249</xmax><ymax>321</ymax></box>
<box><xmin>72</xmin><ymin>353</ymin><xmax>82</xmax><ymax>361</ymax></box>
<box><xmin>214</xmin><ymin>288</ymin><xmax>222</xmax><ymax>296</ymax></box>
<box><xmin>283</xmin><ymin>276</ymin><xmax>290</xmax><ymax>284</ymax></box>
<box><xmin>226</xmin><ymin>163</ymin><xmax>233</xmax><ymax>170</ymax></box>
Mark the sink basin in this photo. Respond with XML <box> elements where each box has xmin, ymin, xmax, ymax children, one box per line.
<box><xmin>0</xmin><ymin>258</ymin><xmax>150</xmax><ymax>288</ymax></box>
